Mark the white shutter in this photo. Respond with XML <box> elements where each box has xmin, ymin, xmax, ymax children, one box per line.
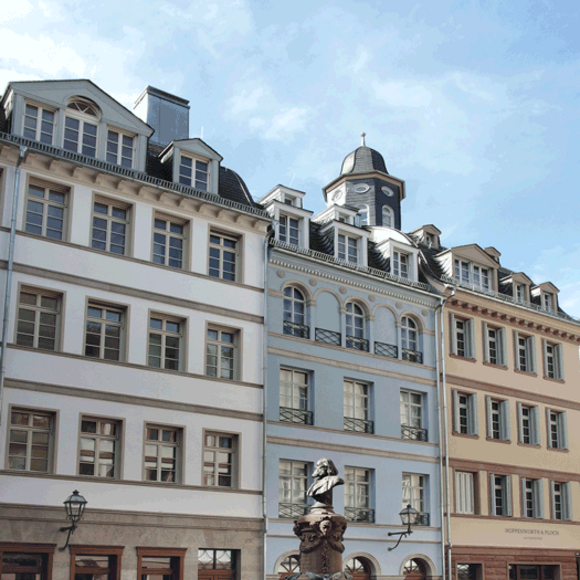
<box><xmin>505</xmin><ymin>475</ymin><xmax>512</xmax><ymax>516</ymax></box>
<box><xmin>499</xmin><ymin>328</ymin><xmax>507</xmax><ymax>366</ymax></box>
<box><xmin>482</xmin><ymin>322</ymin><xmax>489</xmax><ymax>362</ymax></box>
<box><xmin>502</xmin><ymin>400</ymin><xmax>511</xmax><ymax>441</ymax></box>
<box><xmin>517</xmin><ymin>402</ymin><xmax>523</xmax><ymax>443</ymax></box>
<box><xmin>521</xmin><ymin>477</ymin><xmax>527</xmax><ymax>517</ymax></box>
<box><xmin>467</xmin><ymin>319</ymin><xmax>476</xmax><ymax>359</ymax></box>
<box><xmin>537</xmin><ymin>479</ymin><xmax>544</xmax><ymax>519</ymax></box>
<box><xmin>529</xmin><ymin>336</ymin><xmax>537</xmax><ymax>373</ymax></box>
<box><xmin>486</xmin><ymin>396</ymin><xmax>493</xmax><ymax>438</ymax></box>
<box><xmin>565</xmin><ymin>482</ymin><xmax>573</xmax><ymax>521</ymax></box>
<box><xmin>470</xmin><ymin>393</ymin><xmax>479</xmax><ymax>435</ymax></box>
<box><xmin>513</xmin><ymin>331</ymin><xmax>520</xmax><ymax>370</ymax></box>
<box><xmin>531</xmin><ymin>406</ymin><xmax>540</xmax><ymax>445</ymax></box>
<box><xmin>550</xmin><ymin>481</ymin><xmax>556</xmax><ymax>520</ymax></box>
<box><xmin>542</xmin><ymin>339</ymin><xmax>548</xmax><ymax>377</ymax></box>
<box><xmin>546</xmin><ymin>408</ymin><xmax>552</xmax><ymax>447</ymax></box>
<box><xmin>489</xmin><ymin>473</ymin><xmax>496</xmax><ymax>515</ymax></box>
<box><xmin>557</xmin><ymin>345</ymin><xmax>565</xmax><ymax>380</ymax></box>
<box><xmin>450</xmin><ymin>313</ymin><xmax>457</xmax><ymax>355</ymax></box>
<box><xmin>466</xmin><ymin>473</ymin><xmax>474</xmax><ymax>514</ymax></box>
<box><xmin>560</xmin><ymin>411</ymin><xmax>569</xmax><ymax>450</ymax></box>
<box><xmin>453</xmin><ymin>390</ymin><xmax>460</xmax><ymax>433</ymax></box>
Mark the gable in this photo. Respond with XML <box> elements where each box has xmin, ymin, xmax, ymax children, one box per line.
<box><xmin>172</xmin><ymin>138</ymin><xmax>223</xmax><ymax>162</ymax></box>
<box><xmin>447</xmin><ymin>244</ymin><xmax>498</xmax><ymax>269</ymax></box>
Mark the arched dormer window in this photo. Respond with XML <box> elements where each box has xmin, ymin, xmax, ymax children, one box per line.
<box><xmin>64</xmin><ymin>98</ymin><xmax>101</xmax><ymax>158</ymax></box>
<box><xmin>283</xmin><ymin>286</ymin><xmax>308</xmax><ymax>338</ymax></box>
<box><xmin>356</xmin><ymin>205</ymin><xmax>369</xmax><ymax>227</ymax></box>
<box><xmin>346</xmin><ymin>302</ymin><xmax>368</xmax><ymax>351</ymax></box>
<box><xmin>382</xmin><ymin>206</ymin><xmax>394</xmax><ymax>228</ymax></box>
<box><xmin>401</xmin><ymin>316</ymin><xmax>422</xmax><ymax>363</ymax></box>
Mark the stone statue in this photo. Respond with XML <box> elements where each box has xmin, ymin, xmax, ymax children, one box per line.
<box><xmin>307</xmin><ymin>458</ymin><xmax>345</xmax><ymax>508</ymax></box>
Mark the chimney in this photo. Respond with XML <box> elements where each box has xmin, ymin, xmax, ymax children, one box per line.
<box><xmin>134</xmin><ymin>86</ymin><xmax>190</xmax><ymax>147</ymax></box>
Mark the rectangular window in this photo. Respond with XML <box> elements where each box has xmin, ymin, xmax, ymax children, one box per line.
<box><xmin>486</xmin><ymin>397</ymin><xmax>510</xmax><ymax>441</ymax></box>
<box><xmin>402</xmin><ymin>473</ymin><xmax>428</xmax><ymax>524</ymax></box>
<box><xmin>23</xmin><ymin>103</ymin><xmax>56</xmax><ymax>144</ymax></box>
<box><xmin>0</xmin><ymin>548</ymin><xmax>54</xmax><ymax>580</ymax></box>
<box><xmin>203</xmin><ymin>432</ymin><xmax>236</xmax><ymax>488</ymax></box>
<box><xmin>490</xmin><ymin>473</ymin><xmax>511</xmax><ymax>516</ymax></box>
<box><xmin>344</xmin><ymin>380</ymin><xmax>372</xmax><ymax>433</ymax></box>
<box><xmin>91</xmin><ymin>200</ymin><xmax>129</xmax><ymax>255</ymax></box>
<box><xmin>152</xmin><ymin>216</ymin><xmax>186</xmax><ymax>269</ymax></box>
<box><xmin>514</xmin><ymin>332</ymin><xmax>536</xmax><ymax>373</ymax></box>
<box><xmin>392</xmin><ymin>251</ymin><xmax>409</xmax><ymax>278</ymax></box>
<box><xmin>542</xmin><ymin>293</ymin><xmax>554</xmax><ymax>313</ymax></box>
<box><xmin>71</xmin><ymin>547</ymin><xmax>123</xmax><ymax>580</ymax></box>
<box><xmin>455</xmin><ymin>471</ymin><xmax>475</xmax><ymax>514</ymax></box>
<box><xmin>515</xmin><ymin>284</ymin><xmax>526</xmax><ymax>303</ymax></box>
<box><xmin>546</xmin><ymin>409</ymin><xmax>568</xmax><ymax>450</ymax></box>
<box><xmin>7</xmin><ymin>408</ymin><xmax>54</xmax><ymax>473</ymax></box>
<box><xmin>345</xmin><ymin>466</ymin><xmax>373</xmax><ymax>523</ymax></box>
<box><xmin>473</xmin><ymin>265</ymin><xmax>490</xmax><ymax>290</ymax></box>
<box><xmin>198</xmin><ymin>550</ymin><xmax>236</xmax><ymax>574</ymax></box>
<box><xmin>64</xmin><ymin>116</ymin><xmax>98</xmax><ymax>157</ymax></box>
<box><xmin>16</xmin><ymin>288</ymin><xmax>61</xmax><ymax>351</ymax></box>
<box><xmin>451</xmin><ymin>315</ymin><xmax>474</xmax><ymax>358</ymax></box>
<box><xmin>483</xmin><ymin>323</ymin><xmax>505</xmax><ymax>366</ymax></box>
<box><xmin>279</xmin><ymin>368</ymin><xmax>311</xmax><ymax>424</ymax></box>
<box><xmin>517</xmin><ymin>404</ymin><xmax>540</xmax><ymax>445</ymax></box>
<box><xmin>206</xmin><ymin>327</ymin><xmax>237</xmax><ymax>380</ymax></box>
<box><xmin>279</xmin><ymin>214</ymin><xmax>300</xmax><ymax>246</ymax></box>
<box><xmin>179</xmin><ymin>156</ymin><xmax>209</xmax><ymax>191</ymax></box>
<box><xmin>148</xmin><ymin>315</ymin><xmax>183</xmax><ymax>371</ymax></box>
<box><xmin>79</xmin><ymin>417</ymin><xmax>120</xmax><ymax>478</ymax></box>
<box><xmin>137</xmin><ymin>548</ymin><xmax>186</xmax><ymax>580</ymax></box>
<box><xmin>454</xmin><ymin>259</ymin><xmax>490</xmax><ymax>290</ymax></box>
<box><xmin>453</xmin><ymin>391</ymin><xmax>478</xmax><ymax>435</ymax></box>
<box><xmin>400</xmin><ymin>390</ymin><xmax>426</xmax><ymax>441</ymax></box>
<box><xmin>208</xmin><ymin>231</ymin><xmax>238</xmax><ymax>281</ymax></box>
<box><xmin>457</xmin><ymin>564</ymin><xmax>482</xmax><ymax>580</ymax></box>
<box><xmin>24</xmin><ymin>182</ymin><xmax>67</xmax><ymax>240</ymax></box>
<box><xmin>337</xmin><ymin>234</ymin><xmax>358</xmax><ymax>263</ymax></box>
<box><xmin>543</xmin><ymin>341</ymin><xmax>564</xmax><ymax>380</ymax></box>
<box><xmin>144</xmin><ymin>424</ymin><xmax>181</xmax><ymax>483</ymax></box>
<box><xmin>84</xmin><ymin>302</ymin><xmax>124</xmax><ymax>361</ymax></box>
<box><xmin>551</xmin><ymin>481</ymin><xmax>572</xmax><ymax>521</ymax></box>
<box><xmin>106</xmin><ymin>130</ymin><xmax>134</xmax><ymax>168</ymax></box>
<box><xmin>522</xmin><ymin>478</ymin><xmax>543</xmax><ymax>519</ymax></box>
<box><xmin>278</xmin><ymin>460</ymin><xmax>309</xmax><ymax>518</ymax></box>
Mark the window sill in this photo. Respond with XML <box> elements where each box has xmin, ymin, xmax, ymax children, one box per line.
<box><xmin>514</xmin><ymin>369</ymin><xmax>538</xmax><ymax>377</ymax></box>
<box><xmin>485</xmin><ymin>437</ymin><xmax>511</xmax><ymax>444</ymax></box>
<box><xmin>452</xmin><ymin>431</ymin><xmax>480</xmax><ymax>439</ymax></box>
<box><xmin>547</xmin><ymin>446</ymin><xmax>569</xmax><ymax>453</ymax></box>
<box><xmin>483</xmin><ymin>361</ymin><xmax>508</xmax><ymax>370</ymax></box>
<box><xmin>517</xmin><ymin>442</ymin><xmax>541</xmax><ymax>448</ymax></box>
<box><xmin>543</xmin><ymin>375</ymin><xmax>565</xmax><ymax>384</ymax></box>
<box><xmin>449</xmin><ymin>354</ymin><xmax>477</xmax><ymax>363</ymax></box>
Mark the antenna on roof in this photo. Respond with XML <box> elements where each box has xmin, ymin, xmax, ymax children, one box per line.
<box><xmin>361</xmin><ymin>132</ymin><xmax>366</xmax><ymax>146</ymax></box>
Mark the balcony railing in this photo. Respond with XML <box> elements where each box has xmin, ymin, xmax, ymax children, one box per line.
<box><xmin>279</xmin><ymin>502</ymin><xmax>309</xmax><ymax>519</ymax></box>
<box><xmin>283</xmin><ymin>321</ymin><xmax>310</xmax><ymax>339</ymax></box>
<box><xmin>344</xmin><ymin>417</ymin><xmax>374</xmax><ymax>434</ymax></box>
<box><xmin>279</xmin><ymin>407</ymin><xmax>313</xmax><ymax>425</ymax></box>
<box><xmin>315</xmin><ymin>327</ymin><xmax>341</xmax><ymax>346</ymax></box>
<box><xmin>401</xmin><ymin>425</ymin><xmax>428</xmax><ymax>442</ymax></box>
<box><xmin>374</xmin><ymin>341</ymin><xmax>398</xmax><ymax>359</ymax></box>
<box><xmin>415</xmin><ymin>512</ymin><xmax>430</xmax><ymax>526</ymax></box>
<box><xmin>346</xmin><ymin>335</ymin><xmax>369</xmax><ymax>352</ymax></box>
<box><xmin>345</xmin><ymin>506</ymin><xmax>375</xmax><ymax>523</ymax></box>
<box><xmin>402</xmin><ymin>348</ymin><xmax>423</xmax><ymax>364</ymax></box>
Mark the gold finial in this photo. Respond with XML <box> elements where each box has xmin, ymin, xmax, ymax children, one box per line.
<box><xmin>361</xmin><ymin>132</ymin><xmax>366</xmax><ymax>146</ymax></box>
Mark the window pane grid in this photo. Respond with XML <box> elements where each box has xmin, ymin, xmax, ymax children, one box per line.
<box><xmin>106</xmin><ymin>130</ymin><xmax>134</xmax><ymax>168</ymax></box>
<box><xmin>280</xmin><ymin>368</ymin><xmax>308</xmax><ymax>411</ymax></box>
<box><xmin>206</xmin><ymin>328</ymin><xmax>236</xmax><ymax>380</ymax></box>
<box><xmin>203</xmin><ymin>433</ymin><xmax>235</xmax><ymax>487</ymax></box>
<box><xmin>279</xmin><ymin>460</ymin><xmax>309</xmax><ymax>514</ymax></box>
<box><xmin>153</xmin><ymin>218</ymin><xmax>185</xmax><ymax>269</ymax></box>
<box><xmin>24</xmin><ymin>104</ymin><xmax>55</xmax><ymax>144</ymax></box>
<box><xmin>79</xmin><ymin>417</ymin><xmax>119</xmax><ymax>478</ymax></box>
<box><xmin>209</xmin><ymin>232</ymin><xmax>238</xmax><ymax>281</ymax></box>
<box><xmin>344</xmin><ymin>380</ymin><xmax>369</xmax><ymax>420</ymax></box>
<box><xmin>64</xmin><ymin>115</ymin><xmax>97</xmax><ymax>157</ymax></box>
<box><xmin>16</xmin><ymin>289</ymin><xmax>60</xmax><ymax>350</ymax></box>
<box><xmin>84</xmin><ymin>304</ymin><xmax>123</xmax><ymax>361</ymax></box>
<box><xmin>144</xmin><ymin>425</ymin><xmax>179</xmax><ymax>483</ymax></box>
<box><xmin>8</xmin><ymin>409</ymin><xmax>53</xmax><ymax>472</ymax></box>
<box><xmin>279</xmin><ymin>215</ymin><xmax>300</xmax><ymax>245</ymax></box>
<box><xmin>91</xmin><ymin>201</ymin><xmax>128</xmax><ymax>255</ymax></box>
<box><xmin>402</xmin><ymin>473</ymin><xmax>425</xmax><ymax>512</ymax></box>
<box><xmin>25</xmin><ymin>184</ymin><xmax>66</xmax><ymax>240</ymax></box>
<box><xmin>148</xmin><ymin>316</ymin><xmax>182</xmax><ymax>370</ymax></box>
<box><xmin>345</xmin><ymin>466</ymin><xmax>371</xmax><ymax>508</ymax></box>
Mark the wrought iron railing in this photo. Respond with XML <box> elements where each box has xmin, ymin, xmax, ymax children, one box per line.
<box><xmin>315</xmin><ymin>328</ymin><xmax>341</xmax><ymax>346</ymax></box>
<box><xmin>344</xmin><ymin>417</ymin><xmax>374</xmax><ymax>434</ymax></box>
<box><xmin>279</xmin><ymin>407</ymin><xmax>313</xmax><ymax>425</ymax></box>
<box><xmin>374</xmin><ymin>341</ymin><xmax>398</xmax><ymax>359</ymax></box>
<box><xmin>279</xmin><ymin>502</ymin><xmax>309</xmax><ymax>519</ymax></box>
<box><xmin>283</xmin><ymin>321</ymin><xmax>310</xmax><ymax>338</ymax></box>
<box><xmin>415</xmin><ymin>512</ymin><xmax>430</xmax><ymax>526</ymax></box>
<box><xmin>401</xmin><ymin>425</ymin><xmax>428</xmax><ymax>441</ymax></box>
<box><xmin>402</xmin><ymin>348</ymin><xmax>423</xmax><ymax>364</ymax></box>
<box><xmin>346</xmin><ymin>335</ymin><xmax>369</xmax><ymax>352</ymax></box>
<box><xmin>345</xmin><ymin>507</ymin><xmax>375</xmax><ymax>523</ymax></box>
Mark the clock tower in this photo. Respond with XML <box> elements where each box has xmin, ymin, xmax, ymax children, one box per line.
<box><xmin>323</xmin><ymin>134</ymin><xmax>406</xmax><ymax>230</ymax></box>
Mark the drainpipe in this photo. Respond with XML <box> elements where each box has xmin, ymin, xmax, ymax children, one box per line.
<box><xmin>0</xmin><ymin>146</ymin><xmax>28</xmax><ymax>429</ymax></box>
<box><xmin>436</xmin><ymin>286</ymin><xmax>455</xmax><ymax>580</ymax></box>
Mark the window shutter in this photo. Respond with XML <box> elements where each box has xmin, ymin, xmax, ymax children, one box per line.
<box><xmin>546</xmin><ymin>408</ymin><xmax>552</xmax><ymax>448</ymax></box>
<box><xmin>499</xmin><ymin>328</ymin><xmax>507</xmax><ymax>366</ymax></box>
<box><xmin>486</xmin><ymin>396</ymin><xmax>493</xmax><ymax>438</ymax></box>
<box><xmin>467</xmin><ymin>319</ymin><xmax>476</xmax><ymax>359</ymax></box>
<box><xmin>559</xmin><ymin>411</ymin><xmax>568</xmax><ymax>450</ymax></box>
<box><xmin>450</xmin><ymin>313</ymin><xmax>457</xmax><ymax>355</ymax></box>
<box><xmin>502</xmin><ymin>400</ymin><xmax>511</xmax><ymax>441</ymax></box>
<box><xmin>542</xmin><ymin>339</ymin><xmax>548</xmax><ymax>377</ymax></box>
<box><xmin>550</xmin><ymin>480</ymin><xmax>556</xmax><ymax>520</ymax></box>
<box><xmin>521</xmin><ymin>477</ymin><xmax>527</xmax><ymax>517</ymax></box>
<box><xmin>537</xmin><ymin>479</ymin><xmax>544</xmax><ymax>519</ymax></box>
<box><xmin>565</xmin><ymin>482</ymin><xmax>573</xmax><ymax>521</ymax></box>
<box><xmin>482</xmin><ymin>322</ymin><xmax>489</xmax><ymax>362</ymax></box>
<box><xmin>505</xmin><ymin>475</ymin><xmax>512</xmax><ymax>516</ymax></box>
<box><xmin>531</xmin><ymin>406</ymin><xmax>540</xmax><ymax>445</ymax></box>
<box><xmin>517</xmin><ymin>402</ymin><xmax>523</xmax><ymax>443</ymax></box>
<box><xmin>452</xmin><ymin>390</ymin><xmax>460</xmax><ymax>433</ymax></box>
<box><xmin>470</xmin><ymin>393</ymin><xmax>479</xmax><ymax>435</ymax></box>
<box><xmin>466</xmin><ymin>473</ymin><xmax>474</xmax><ymax>514</ymax></box>
<box><xmin>529</xmin><ymin>336</ymin><xmax>537</xmax><ymax>373</ymax></box>
<box><xmin>513</xmin><ymin>331</ymin><xmax>520</xmax><ymax>370</ymax></box>
<box><xmin>489</xmin><ymin>473</ymin><xmax>496</xmax><ymax>515</ymax></box>
<box><xmin>557</xmin><ymin>345</ymin><xmax>565</xmax><ymax>381</ymax></box>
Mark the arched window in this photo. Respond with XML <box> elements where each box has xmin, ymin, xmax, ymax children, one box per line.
<box><xmin>382</xmin><ymin>206</ymin><xmax>394</xmax><ymax>228</ymax></box>
<box><xmin>401</xmin><ymin>317</ymin><xmax>422</xmax><ymax>363</ymax></box>
<box><xmin>356</xmin><ymin>205</ymin><xmax>369</xmax><ymax>227</ymax></box>
<box><xmin>283</xmin><ymin>287</ymin><xmax>308</xmax><ymax>338</ymax></box>
<box><xmin>403</xmin><ymin>558</ymin><xmax>427</xmax><ymax>580</ymax></box>
<box><xmin>278</xmin><ymin>555</ymin><xmax>300</xmax><ymax>579</ymax></box>
<box><xmin>345</xmin><ymin>557</ymin><xmax>372</xmax><ymax>580</ymax></box>
<box><xmin>64</xmin><ymin>98</ymin><xmax>100</xmax><ymax>158</ymax></box>
<box><xmin>346</xmin><ymin>302</ymin><xmax>367</xmax><ymax>351</ymax></box>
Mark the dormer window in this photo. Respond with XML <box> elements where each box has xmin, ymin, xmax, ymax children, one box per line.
<box><xmin>515</xmin><ymin>284</ymin><xmax>525</xmax><ymax>303</ymax></box>
<box><xmin>542</xmin><ymin>293</ymin><xmax>554</xmax><ymax>313</ymax></box>
<box><xmin>454</xmin><ymin>259</ymin><xmax>490</xmax><ymax>290</ymax></box>
<box><xmin>392</xmin><ymin>251</ymin><xmax>409</xmax><ymax>278</ymax></box>
<box><xmin>23</xmin><ymin>104</ymin><xmax>55</xmax><ymax>145</ymax></box>
<box><xmin>106</xmin><ymin>130</ymin><xmax>135</xmax><ymax>168</ymax></box>
<box><xmin>338</xmin><ymin>234</ymin><xmax>358</xmax><ymax>263</ymax></box>
<box><xmin>179</xmin><ymin>155</ymin><xmax>209</xmax><ymax>191</ymax></box>
<box><xmin>279</xmin><ymin>215</ymin><xmax>299</xmax><ymax>246</ymax></box>
<box><xmin>64</xmin><ymin>99</ymin><xmax>100</xmax><ymax>158</ymax></box>
<box><xmin>382</xmin><ymin>206</ymin><xmax>394</xmax><ymax>228</ymax></box>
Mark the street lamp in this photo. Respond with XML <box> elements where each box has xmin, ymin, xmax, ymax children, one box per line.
<box><xmin>388</xmin><ymin>504</ymin><xmax>419</xmax><ymax>551</ymax></box>
<box><xmin>59</xmin><ymin>490</ymin><xmax>87</xmax><ymax>551</ymax></box>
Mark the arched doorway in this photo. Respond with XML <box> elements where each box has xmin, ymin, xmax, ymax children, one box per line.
<box><xmin>345</xmin><ymin>557</ymin><xmax>372</xmax><ymax>580</ymax></box>
<box><xmin>278</xmin><ymin>554</ymin><xmax>300</xmax><ymax>579</ymax></box>
<box><xmin>403</xmin><ymin>558</ymin><xmax>428</xmax><ymax>580</ymax></box>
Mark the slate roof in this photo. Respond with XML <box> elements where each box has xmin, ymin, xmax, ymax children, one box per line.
<box><xmin>340</xmin><ymin>146</ymin><xmax>389</xmax><ymax>176</ymax></box>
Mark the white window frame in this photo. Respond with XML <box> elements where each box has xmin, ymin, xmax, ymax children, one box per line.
<box><xmin>453</xmin><ymin>391</ymin><xmax>479</xmax><ymax>435</ymax></box>
<box><xmin>400</xmin><ymin>390</ymin><xmax>424</xmax><ymax>436</ymax></box>
<box><xmin>392</xmin><ymin>250</ymin><xmax>410</xmax><ymax>278</ymax></box>
<box><xmin>543</xmin><ymin>340</ymin><xmax>564</xmax><ymax>380</ymax></box>
<box><xmin>179</xmin><ymin>154</ymin><xmax>209</xmax><ymax>191</ymax></box>
<box><xmin>542</xmin><ymin>292</ymin><xmax>554</xmax><ymax>313</ymax></box>
<box><xmin>63</xmin><ymin>101</ymin><xmax>99</xmax><ymax>158</ymax></box>
<box><xmin>517</xmin><ymin>403</ymin><xmax>540</xmax><ymax>445</ymax></box>
<box><xmin>355</xmin><ymin>205</ymin><xmax>369</xmax><ymax>227</ymax></box>
<box><xmin>279</xmin><ymin>214</ymin><xmax>300</xmax><ymax>246</ymax></box>
<box><xmin>482</xmin><ymin>323</ymin><xmax>506</xmax><ymax>366</ymax></box>
<box><xmin>402</xmin><ymin>473</ymin><xmax>426</xmax><ymax>513</ymax></box>
<box><xmin>205</xmin><ymin>326</ymin><xmax>238</xmax><ymax>380</ymax></box>
<box><xmin>513</xmin><ymin>331</ymin><xmax>536</xmax><ymax>373</ymax></box>
<box><xmin>337</xmin><ymin>233</ymin><xmax>359</xmax><ymax>263</ymax></box>
<box><xmin>91</xmin><ymin>198</ymin><xmax>130</xmax><ymax>256</ymax></box>
<box><xmin>24</xmin><ymin>181</ymin><xmax>68</xmax><ymax>241</ymax></box>
<box><xmin>489</xmin><ymin>473</ymin><xmax>512</xmax><ymax>516</ymax></box>
<box><xmin>152</xmin><ymin>215</ymin><xmax>187</xmax><ymax>269</ymax></box>
<box><xmin>278</xmin><ymin>459</ymin><xmax>310</xmax><ymax>517</ymax></box>
<box><xmin>521</xmin><ymin>477</ymin><xmax>544</xmax><ymax>519</ymax></box>
<box><xmin>148</xmin><ymin>314</ymin><xmax>184</xmax><ymax>371</ymax></box>
<box><xmin>382</xmin><ymin>205</ymin><xmax>394</xmax><ymax>227</ymax></box>
<box><xmin>208</xmin><ymin>230</ymin><xmax>239</xmax><ymax>282</ymax></box>
<box><xmin>78</xmin><ymin>416</ymin><xmax>121</xmax><ymax>478</ymax></box>
<box><xmin>455</xmin><ymin>471</ymin><xmax>475</xmax><ymax>514</ymax></box>
<box><xmin>202</xmin><ymin>431</ymin><xmax>237</xmax><ymax>488</ymax></box>
<box><xmin>280</xmin><ymin>368</ymin><xmax>309</xmax><ymax>413</ymax></box>
<box><xmin>485</xmin><ymin>397</ymin><xmax>511</xmax><ymax>441</ymax></box>
<box><xmin>143</xmin><ymin>424</ymin><xmax>181</xmax><ymax>483</ymax></box>
<box><xmin>344</xmin><ymin>380</ymin><xmax>371</xmax><ymax>422</ymax></box>
<box><xmin>16</xmin><ymin>287</ymin><xmax>61</xmax><ymax>351</ymax></box>
<box><xmin>84</xmin><ymin>302</ymin><xmax>125</xmax><ymax>361</ymax></box>
<box><xmin>546</xmin><ymin>409</ymin><xmax>568</xmax><ymax>450</ymax></box>
<box><xmin>106</xmin><ymin>128</ymin><xmax>135</xmax><ymax>168</ymax></box>
<box><xmin>450</xmin><ymin>314</ymin><xmax>475</xmax><ymax>358</ymax></box>
<box><xmin>344</xmin><ymin>466</ymin><xmax>372</xmax><ymax>517</ymax></box>
<box><xmin>23</xmin><ymin>102</ymin><xmax>56</xmax><ymax>144</ymax></box>
<box><xmin>550</xmin><ymin>481</ymin><xmax>572</xmax><ymax>521</ymax></box>
<box><xmin>454</xmin><ymin>259</ymin><xmax>491</xmax><ymax>291</ymax></box>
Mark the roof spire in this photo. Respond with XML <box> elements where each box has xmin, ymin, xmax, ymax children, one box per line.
<box><xmin>361</xmin><ymin>132</ymin><xmax>366</xmax><ymax>146</ymax></box>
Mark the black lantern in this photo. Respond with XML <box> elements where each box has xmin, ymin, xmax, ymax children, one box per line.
<box><xmin>387</xmin><ymin>504</ymin><xmax>419</xmax><ymax>551</ymax></box>
<box><xmin>59</xmin><ymin>490</ymin><xmax>87</xmax><ymax>551</ymax></box>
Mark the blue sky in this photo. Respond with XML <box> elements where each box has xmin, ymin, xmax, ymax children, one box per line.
<box><xmin>2</xmin><ymin>0</ymin><xmax>580</xmax><ymax>315</ymax></box>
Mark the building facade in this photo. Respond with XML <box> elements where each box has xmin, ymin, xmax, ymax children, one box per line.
<box><xmin>261</xmin><ymin>144</ymin><xmax>444</xmax><ymax>580</ymax></box>
<box><xmin>0</xmin><ymin>80</ymin><xmax>270</xmax><ymax>580</ymax></box>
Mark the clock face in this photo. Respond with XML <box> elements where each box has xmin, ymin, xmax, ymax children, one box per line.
<box><xmin>354</xmin><ymin>184</ymin><xmax>370</xmax><ymax>194</ymax></box>
<box><xmin>381</xmin><ymin>186</ymin><xmax>395</xmax><ymax>197</ymax></box>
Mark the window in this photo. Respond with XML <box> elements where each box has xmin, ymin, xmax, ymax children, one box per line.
<box><xmin>543</xmin><ymin>341</ymin><xmax>564</xmax><ymax>380</ymax></box>
<box><xmin>517</xmin><ymin>404</ymin><xmax>540</xmax><ymax>445</ymax></box>
<box><xmin>279</xmin><ymin>214</ymin><xmax>300</xmax><ymax>245</ymax></box>
<box><xmin>402</xmin><ymin>474</ymin><xmax>427</xmax><ymax>524</ymax></box>
<box><xmin>203</xmin><ymin>432</ymin><xmax>236</xmax><ymax>488</ymax></box>
<box><xmin>179</xmin><ymin>155</ymin><xmax>209</xmax><ymax>191</ymax></box>
<box><xmin>546</xmin><ymin>409</ymin><xmax>568</xmax><ymax>450</ymax></box>
<box><xmin>148</xmin><ymin>315</ymin><xmax>183</xmax><ymax>371</ymax></box>
<box><xmin>0</xmin><ymin>547</ymin><xmax>54</xmax><ymax>580</ymax></box>
<box><xmin>542</xmin><ymin>293</ymin><xmax>554</xmax><ymax>313</ymax></box>
<box><xmin>7</xmin><ymin>408</ymin><xmax>54</xmax><ymax>472</ymax></box>
<box><xmin>279</xmin><ymin>368</ymin><xmax>311</xmax><ymax>424</ymax></box>
<box><xmin>450</xmin><ymin>314</ymin><xmax>474</xmax><ymax>358</ymax></box>
<box><xmin>79</xmin><ymin>417</ymin><xmax>120</xmax><ymax>478</ymax></box>
<box><xmin>137</xmin><ymin>548</ymin><xmax>186</xmax><ymax>580</ymax></box>
<box><xmin>71</xmin><ymin>546</ymin><xmax>123</xmax><ymax>580</ymax></box>
<box><xmin>152</xmin><ymin>217</ymin><xmax>186</xmax><ymax>269</ymax></box>
<box><xmin>144</xmin><ymin>425</ymin><xmax>181</xmax><ymax>483</ymax></box>
<box><xmin>509</xmin><ymin>565</ymin><xmax>558</xmax><ymax>580</ymax></box>
<box><xmin>489</xmin><ymin>473</ymin><xmax>512</xmax><ymax>516</ymax></box>
<box><xmin>454</xmin><ymin>259</ymin><xmax>491</xmax><ymax>290</ymax></box>
<box><xmin>514</xmin><ymin>332</ymin><xmax>536</xmax><ymax>373</ymax></box>
<box><xmin>551</xmin><ymin>481</ymin><xmax>572</xmax><ymax>521</ymax></box>
<box><xmin>278</xmin><ymin>460</ymin><xmax>309</xmax><ymax>518</ymax></box>
<box><xmin>278</xmin><ymin>555</ymin><xmax>301</xmax><ymax>579</ymax></box>
<box><xmin>452</xmin><ymin>391</ymin><xmax>478</xmax><ymax>435</ymax></box>
<box><xmin>337</xmin><ymin>233</ymin><xmax>358</xmax><ymax>263</ymax></box>
<box><xmin>24</xmin><ymin>182</ymin><xmax>67</xmax><ymax>240</ymax></box>
<box><xmin>84</xmin><ymin>303</ymin><xmax>124</xmax><ymax>361</ymax></box>
<box><xmin>91</xmin><ymin>200</ymin><xmax>129</xmax><ymax>255</ymax></box>
<box><xmin>485</xmin><ymin>397</ymin><xmax>510</xmax><ymax>441</ymax></box>
<box><xmin>400</xmin><ymin>390</ymin><xmax>426</xmax><ymax>441</ymax></box>
<box><xmin>64</xmin><ymin>101</ymin><xmax>99</xmax><ymax>157</ymax></box>
<box><xmin>106</xmin><ymin>130</ymin><xmax>134</xmax><ymax>168</ymax></box>
<box><xmin>23</xmin><ymin>103</ymin><xmax>56</xmax><ymax>144</ymax></box>
<box><xmin>16</xmin><ymin>288</ymin><xmax>60</xmax><ymax>350</ymax></box>
<box><xmin>455</xmin><ymin>471</ymin><xmax>475</xmax><ymax>514</ymax></box>
<box><xmin>198</xmin><ymin>550</ymin><xmax>236</xmax><ymax>578</ymax></box>
<box><xmin>344</xmin><ymin>380</ymin><xmax>372</xmax><ymax>433</ymax></box>
<box><xmin>382</xmin><ymin>205</ymin><xmax>394</xmax><ymax>227</ymax></box>
<box><xmin>392</xmin><ymin>251</ymin><xmax>409</xmax><ymax>278</ymax></box>
<box><xmin>515</xmin><ymin>283</ymin><xmax>526</xmax><ymax>303</ymax></box>
<box><xmin>346</xmin><ymin>302</ymin><xmax>367</xmax><ymax>351</ymax></box>
<box><xmin>457</xmin><ymin>564</ymin><xmax>482</xmax><ymax>580</ymax></box>
<box><xmin>522</xmin><ymin>478</ymin><xmax>543</xmax><ymax>519</ymax></box>
<box><xmin>344</xmin><ymin>466</ymin><xmax>373</xmax><ymax>522</ymax></box>
<box><xmin>208</xmin><ymin>231</ymin><xmax>238</xmax><ymax>281</ymax></box>
<box><xmin>206</xmin><ymin>327</ymin><xmax>237</xmax><ymax>380</ymax></box>
<box><xmin>401</xmin><ymin>317</ymin><xmax>422</xmax><ymax>362</ymax></box>
<box><xmin>283</xmin><ymin>286</ymin><xmax>308</xmax><ymax>338</ymax></box>
<box><xmin>483</xmin><ymin>323</ymin><xmax>506</xmax><ymax>366</ymax></box>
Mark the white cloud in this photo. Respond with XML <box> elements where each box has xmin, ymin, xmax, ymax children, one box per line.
<box><xmin>263</xmin><ymin>107</ymin><xmax>309</xmax><ymax>141</ymax></box>
<box><xmin>371</xmin><ymin>80</ymin><xmax>433</xmax><ymax>108</ymax></box>
<box><xmin>0</xmin><ymin>0</ymin><xmax>33</xmax><ymax>22</ymax></box>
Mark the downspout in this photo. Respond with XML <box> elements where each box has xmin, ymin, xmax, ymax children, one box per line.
<box><xmin>0</xmin><ymin>146</ymin><xmax>28</xmax><ymax>429</ymax></box>
<box><xmin>436</xmin><ymin>286</ymin><xmax>455</xmax><ymax>580</ymax></box>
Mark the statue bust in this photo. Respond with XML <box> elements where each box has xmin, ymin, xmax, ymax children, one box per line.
<box><xmin>306</xmin><ymin>458</ymin><xmax>344</xmax><ymax>507</ymax></box>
